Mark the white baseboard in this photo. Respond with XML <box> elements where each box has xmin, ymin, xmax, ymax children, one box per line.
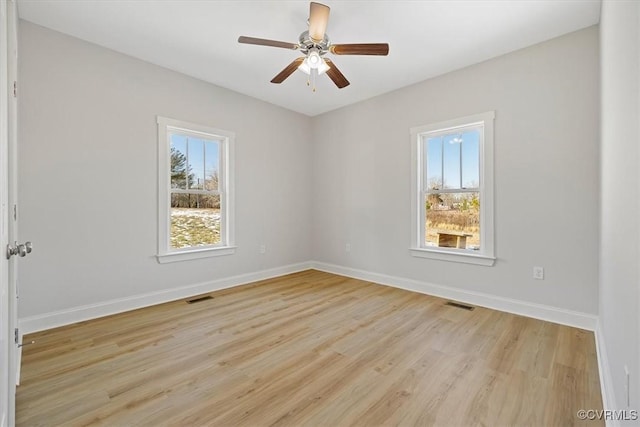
<box><xmin>310</xmin><ymin>261</ymin><xmax>598</xmax><ymax>331</ymax></box>
<box><xmin>21</xmin><ymin>260</ymin><xmax>598</xmax><ymax>333</ymax></box>
<box><xmin>19</xmin><ymin>262</ymin><xmax>312</xmax><ymax>335</ymax></box>
<box><xmin>595</xmin><ymin>320</ymin><xmax>619</xmax><ymax>427</ymax></box>
<box><xmin>15</xmin><ymin>332</ymin><xmax>21</xmax><ymax>386</ymax></box>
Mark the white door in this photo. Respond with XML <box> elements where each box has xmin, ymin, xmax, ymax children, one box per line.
<box><xmin>0</xmin><ymin>1</ymin><xmax>11</xmax><ymax>424</ymax></box>
<box><xmin>1</xmin><ymin>1</ymin><xmax>20</xmax><ymax>425</ymax></box>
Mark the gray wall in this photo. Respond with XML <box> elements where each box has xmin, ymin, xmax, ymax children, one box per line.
<box><xmin>311</xmin><ymin>26</ymin><xmax>600</xmax><ymax>314</ymax></box>
<box><xmin>599</xmin><ymin>0</ymin><xmax>640</xmax><ymax>417</ymax></box>
<box><xmin>18</xmin><ymin>23</ymin><xmax>601</xmax><ymax>324</ymax></box>
<box><xmin>18</xmin><ymin>21</ymin><xmax>312</xmax><ymax>317</ymax></box>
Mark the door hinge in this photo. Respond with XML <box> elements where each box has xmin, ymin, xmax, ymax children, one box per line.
<box><xmin>13</xmin><ymin>81</ymin><xmax>17</xmax><ymax>98</ymax></box>
<box><xmin>14</xmin><ymin>328</ymin><xmax>18</xmax><ymax>344</ymax></box>
<box><xmin>13</xmin><ymin>204</ymin><xmax>16</xmax><ymax>221</ymax></box>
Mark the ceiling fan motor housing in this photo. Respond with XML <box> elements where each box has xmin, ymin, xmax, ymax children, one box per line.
<box><xmin>299</xmin><ymin>30</ymin><xmax>330</xmax><ymax>56</ymax></box>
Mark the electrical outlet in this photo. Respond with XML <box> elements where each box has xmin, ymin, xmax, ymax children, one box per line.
<box><xmin>345</xmin><ymin>243</ymin><xmax>351</xmax><ymax>253</ymax></box>
<box><xmin>259</xmin><ymin>244</ymin><xmax>266</xmax><ymax>254</ymax></box>
<box><xmin>533</xmin><ymin>266</ymin><xmax>544</xmax><ymax>280</ymax></box>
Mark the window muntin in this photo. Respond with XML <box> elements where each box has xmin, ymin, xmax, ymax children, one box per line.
<box><xmin>157</xmin><ymin>117</ymin><xmax>235</xmax><ymax>262</ymax></box>
<box><xmin>410</xmin><ymin>111</ymin><xmax>495</xmax><ymax>266</ymax></box>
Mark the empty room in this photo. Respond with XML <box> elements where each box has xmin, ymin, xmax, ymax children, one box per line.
<box><xmin>0</xmin><ymin>0</ymin><xmax>638</xmax><ymax>426</ymax></box>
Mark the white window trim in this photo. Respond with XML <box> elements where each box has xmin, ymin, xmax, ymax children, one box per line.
<box><xmin>156</xmin><ymin>116</ymin><xmax>235</xmax><ymax>263</ymax></box>
<box><xmin>410</xmin><ymin>111</ymin><xmax>495</xmax><ymax>266</ymax></box>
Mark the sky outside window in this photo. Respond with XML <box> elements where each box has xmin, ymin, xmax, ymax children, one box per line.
<box><xmin>170</xmin><ymin>134</ymin><xmax>220</xmax><ymax>190</ymax></box>
<box><xmin>424</xmin><ymin>128</ymin><xmax>480</xmax><ymax>190</ymax></box>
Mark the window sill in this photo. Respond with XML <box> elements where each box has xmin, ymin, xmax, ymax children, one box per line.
<box><xmin>410</xmin><ymin>247</ymin><xmax>495</xmax><ymax>266</ymax></box>
<box><xmin>156</xmin><ymin>246</ymin><xmax>236</xmax><ymax>264</ymax></box>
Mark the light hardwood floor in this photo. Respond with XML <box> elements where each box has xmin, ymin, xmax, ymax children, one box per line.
<box><xmin>17</xmin><ymin>270</ymin><xmax>603</xmax><ymax>426</ymax></box>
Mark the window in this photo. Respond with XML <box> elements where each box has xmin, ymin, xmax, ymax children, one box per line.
<box><xmin>410</xmin><ymin>111</ymin><xmax>495</xmax><ymax>266</ymax></box>
<box><xmin>157</xmin><ymin>117</ymin><xmax>235</xmax><ymax>263</ymax></box>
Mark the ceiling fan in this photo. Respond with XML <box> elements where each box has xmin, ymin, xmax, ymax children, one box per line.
<box><xmin>238</xmin><ymin>2</ymin><xmax>389</xmax><ymax>91</ymax></box>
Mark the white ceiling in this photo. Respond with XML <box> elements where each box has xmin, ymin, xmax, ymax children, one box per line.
<box><xmin>17</xmin><ymin>0</ymin><xmax>601</xmax><ymax>117</ymax></box>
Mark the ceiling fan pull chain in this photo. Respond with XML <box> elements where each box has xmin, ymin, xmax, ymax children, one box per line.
<box><xmin>312</xmin><ymin>68</ymin><xmax>317</xmax><ymax>92</ymax></box>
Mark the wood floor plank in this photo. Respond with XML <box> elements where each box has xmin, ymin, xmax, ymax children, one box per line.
<box><xmin>16</xmin><ymin>270</ymin><xmax>603</xmax><ymax>426</ymax></box>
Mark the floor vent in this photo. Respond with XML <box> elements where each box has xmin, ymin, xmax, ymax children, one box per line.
<box><xmin>445</xmin><ymin>301</ymin><xmax>475</xmax><ymax>311</ymax></box>
<box><xmin>186</xmin><ymin>295</ymin><xmax>213</xmax><ymax>304</ymax></box>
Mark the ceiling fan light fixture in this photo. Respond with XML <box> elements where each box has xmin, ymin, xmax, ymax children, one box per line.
<box><xmin>307</xmin><ymin>49</ymin><xmax>321</xmax><ymax>68</ymax></box>
<box><xmin>298</xmin><ymin>59</ymin><xmax>311</xmax><ymax>75</ymax></box>
<box><xmin>298</xmin><ymin>50</ymin><xmax>329</xmax><ymax>76</ymax></box>
<box><xmin>317</xmin><ymin>59</ymin><xmax>329</xmax><ymax>75</ymax></box>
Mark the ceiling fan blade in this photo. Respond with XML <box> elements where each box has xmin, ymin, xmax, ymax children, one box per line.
<box><xmin>308</xmin><ymin>2</ymin><xmax>330</xmax><ymax>42</ymax></box>
<box><xmin>271</xmin><ymin>58</ymin><xmax>306</xmax><ymax>84</ymax></box>
<box><xmin>238</xmin><ymin>36</ymin><xmax>298</xmax><ymax>50</ymax></box>
<box><xmin>324</xmin><ymin>59</ymin><xmax>350</xmax><ymax>89</ymax></box>
<box><xmin>329</xmin><ymin>43</ymin><xmax>390</xmax><ymax>56</ymax></box>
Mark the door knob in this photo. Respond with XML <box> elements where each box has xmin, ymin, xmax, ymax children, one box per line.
<box><xmin>6</xmin><ymin>241</ymin><xmax>33</xmax><ymax>259</ymax></box>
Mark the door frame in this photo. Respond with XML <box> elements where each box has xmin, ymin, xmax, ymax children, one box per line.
<box><xmin>1</xmin><ymin>0</ymin><xmax>18</xmax><ymax>425</ymax></box>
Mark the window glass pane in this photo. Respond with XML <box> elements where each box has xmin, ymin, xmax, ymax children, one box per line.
<box><xmin>170</xmin><ymin>193</ymin><xmax>221</xmax><ymax>249</ymax></box>
<box><xmin>170</xmin><ymin>134</ymin><xmax>188</xmax><ymax>189</ymax></box>
<box><xmin>425</xmin><ymin>192</ymin><xmax>480</xmax><ymax>250</ymax></box>
<box><xmin>188</xmin><ymin>138</ymin><xmax>205</xmax><ymax>190</ymax></box>
<box><xmin>443</xmin><ymin>134</ymin><xmax>461</xmax><ymax>189</ymax></box>
<box><xmin>461</xmin><ymin>129</ymin><xmax>480</xmax><ymax>189</ymax></box>
<box><xmin>425</xmin><ymin>137</ymin><xmax>442</xmax><ymax>190</ymax></box>
<box><xmin>204</xmin><ymin>140</ymin><xmax>220</xmax><ymax>191</ymax></box>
